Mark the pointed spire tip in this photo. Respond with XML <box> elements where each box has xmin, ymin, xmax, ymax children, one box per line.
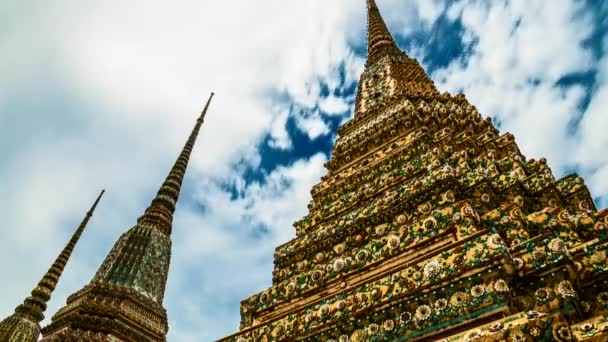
<box><xmin>88</xmin><ymin>189</ymin><xmax>105</xmax><ymax>215</ymax></box>
<box><xmin>365</xmin><ymin>0</ymin><xmax>402</xmax><ymax>65</ymax></box>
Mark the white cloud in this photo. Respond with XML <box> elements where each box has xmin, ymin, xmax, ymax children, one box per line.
<box><xmin>319</xmin><ymin>94</ymin><xmax>351</xmax><ymax>115</ymax></box>
<box><xmin>294</xmin><ymin>109</ymin><xmax>331</xmax><ymax>140</ymax></box>
<box><xmin>268</xmin><ymin>107</ymin><xmax>292</xmax><ymax>150</ymax></box>
<box><xmin>575</xmin><ymin>48</ymin><xmax>608</xmax><ymax>198</ymax></box>
<box><xmin>435</xmin><ymin>0</ymin><xmax>597</xmax><ymax>179</ymax></box>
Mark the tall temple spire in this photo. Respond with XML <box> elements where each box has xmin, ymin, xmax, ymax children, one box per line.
<box><xmin>221</xmin><ymin>0</ymin><xmax>608</xmax><ymax>340</ymax></box>
<box><xmin>41</xmin><ymin>93</ymin><xmax>215</xmax><ymax>342</ymax></box>
<box><xmin>345</xmin><ymin>0</ymin><xmax>436</xmax><ymax>127</ymax></box>
<box><xmin>138</xmin><ymin>91</ymin><xmax>215</xmax><ymax>235</ymax></box>
<box><xmin>366</xmin><ymin>0</ymin><xmax>403</xmax><ymax>65</ymax></box>
<box><xmin>0</xmin><ymin>190</ymin><xmax>104</xmax><ymax>342</ymax></box>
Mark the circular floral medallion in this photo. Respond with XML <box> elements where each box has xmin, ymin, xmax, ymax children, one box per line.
<box><xmin>399</xmin><ymin>312</ymin><xmax>412</xmax><ymax>324</ymax></box>
<box><xmin>259</xmin><ymin>292</ymin><xmax>270</xmax><ymax>304</ymax></box>
<box><xmin>334</xmin><ymin>243</ymin><xmax>345</xmax><ymax>255</ymax></box>
<box><xmin>424</xmin><ymin>259</ymin><xmax>441</xmax><ymax>279</ymax></box>
<box><xmin>315</xmin><ymin>252</ymin><xmax>325</xmax><ymax>262</ymax></box>
<box><xmin>375</xmin><ymin>224</ymin><xmax>388</xmax><ymax>236</ymax></box>
<box><xmin>371</xmin><ymin>288</ymin><xmax>382</xmax><ymax>300</ymax></box>
<box><xmin>356</xmin><ymin>250</ymin><xmax>369</xmax><ymax>263</ymax></box>
<box><xmin>419</xmin><ymin>203</ymin><xmax>431</xmax><ymax>214</ymax></box>
<box><xmin>450</xmin><ymin>292</ymin><xmax>469</xmax><ymax>307</ymax></box>
<box><xmin>415</xmin><ymin>305</ymin><xmax>432</xmax><ymax>321</ymax></box>
<box><xmin>350</xmin><ymin>329</ymin><xmax>367</xmax><ymax>342</ymax></box>
<box><xmin>397</xmin><ymin>214</ymin><xmax>407</xmax><ymax>225</ymax></box>
<box><xmin>368</xmin><ymin>323</ymin><xmax>380</xmax><ymax>335</ymax></box>
<box><xmin>333</xmin><ymin>258</ymin><xmax>345</xmax><ymax>272</ymax></box>
<box><xmin>311</xmin><ymin>270</ymin><xmax>323</xmax><ymax>283</ymax></box>
<box><xmin>597</xmin><ymin>292</ymin><xmax>608</xmax><ymax>305</ymax></box>
<box><xmin>319</xmin><ymin>304</ymin><xmax>330</xmax><ymax>318</ymax></box>
<box><xmin>579</xmin><ymin>200</ymin><xmax>592</xmax><ymax>211</ymax></box>
<box><xmin>383</xmin><ymin>319</ymin><xmax>395</xmax><ymax>332</ymax></box>
<box><xmin>558</xmin><ymin>210</ymin><xmax>571</xmax><ymax>222</ymax></box>
<box><xmin>481</xmin><ymin>193</ymin><xmax>491</xmax><ymax>203</ymax></box>
<box><xmin>471</xmin><ymin>285</ymin><xmax>486</xmax><ymax>298</ymax></box>
<box><xmin>535</xmin><ymin>288</ymin><xmax>550</xmax><ymax>302</ymax></box>
<box><xmin>512</xmin><ymin>257</ymin><xmax>524</xmax><ymax>270</ymax></box>
<box><xmin>548</xmin><ymin>238</ymin><xmax>566</xmax><ymax>254</ymax></box>
<box><xmin>509</xmin><ymin>331</ymin><xmax>525</xmax><ymax>342</ymax></box>
<box><xmin>530</xmin><ymin>326</ymin><xmax>542</xmax><ymax>337</ymax></box>
<box><xmin>556</xmin><ymin>280</ymin><xmax>576</xmax><ymax>298</ymax></box>
<box><xmin>488</xmin><ymin>234</ymin><xmax>504</xmax><ymax>249</ymax></box>
<box><xmin>444</xmin><ymin>190</ymin><xmax>456</xmax><ymax>203</ymax></box>
<box><xmin>388</xmin><ymin>235</ymin><xmax>401</xmax><ymax>250</ymax></box>
<box><xmin>553</xmin><ymin>323</ymin><xmax>573</xmax><ymax>342</ymax></box>
<box><xmin>434</xmin><ymin>298</ymin><xmax>448</xmax><ymax>312</ymax></box>
<box><xmin>424</xmin><ymin>217</ymin><xmax>437</xmax><ymax>230</ymax></box>
<box><xmin>494</xmin><ymin>279</ymin><xmax>510</xmax><ymax>293</ymax></box>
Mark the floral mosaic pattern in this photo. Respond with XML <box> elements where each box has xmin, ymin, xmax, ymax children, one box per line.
<box><xmin>222</xmin><ymin>1</ymin><xmax>608</xmax><ymax>341</ymax></box>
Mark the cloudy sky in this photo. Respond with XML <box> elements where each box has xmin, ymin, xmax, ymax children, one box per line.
<box><xmin>0</xmin><ymin>0</ymin><xmax>607</xmax><ymax>340</ymax></box>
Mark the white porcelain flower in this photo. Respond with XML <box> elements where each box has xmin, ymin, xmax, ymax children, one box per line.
<box><xmin>423</xmin><ymin>259</ymin><xmax>441</xmax><ymax>279</ymax></box>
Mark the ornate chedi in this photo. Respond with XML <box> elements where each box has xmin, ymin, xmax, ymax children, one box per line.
<box><xmin>220</xmin><ymin>1</ymin><xmax>608</xmax><ymax>341</ymax></box>
<box><xmin>40</xmin><ymin>93</ymin><xmax>214</xmax><ymax>342</ymax></box>
<box><xmin>0</xmin><ymin>190</ymin><xmax>104</xmax><ymax>342</ymax></box>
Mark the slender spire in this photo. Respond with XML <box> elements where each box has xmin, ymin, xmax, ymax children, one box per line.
<box><xmin>366</xmin><ymin>0</ymin><xmax>403</xmax><ymax>65</ymax></box>
<box><xmin>138</xmin><ymin>92</ymin><xmax>215</xmax><ymax>235</ymax></box>
<box><xmin>0</xmin><ymin>190</ymin><xmax>104</xmax><ymax>341</ymax></box>
<box><xmin>40</xmin><ymin>93</ymin><xmax>215</xmax><ymax>341</ymax></box>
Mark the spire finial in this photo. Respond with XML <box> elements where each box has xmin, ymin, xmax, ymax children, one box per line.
<box><xmin>366</xmin><ymin>0</ymin><xmax>403</xmax><ymax>65</ymax></box>
<box><xmin>138</xmin><ymin>92</ymin><xmax>214</xmax><ymax>235</ymax></box>
<box><xmin>0</xmin><ymin>190</ymin><xmax>104</xmax><ymax>341</ymax></box>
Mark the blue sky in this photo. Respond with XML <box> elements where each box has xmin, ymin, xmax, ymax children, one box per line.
<box><xmin>0</xmin><ymin>0</ymin><xmax>607</xmax><ymax>341</ymax></box>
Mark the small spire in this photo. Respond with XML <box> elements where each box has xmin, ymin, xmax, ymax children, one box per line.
<box><xmin>138</xmin><ymin>92</ymin><xmax>214</xmax><ymax>235</ymax></box>
<box><xmin>366</xmin><ymin>0</ymin><xmax>403</xmax><ymax>65</ymax></box>
<box><xmin>16</xmin><ymin>190</ymin><xmax>104</xmax><ymax>322</ymax></box>
<box><xmin>0</xmin><ymin>190</ymin><xmax>104</xmax><ymax>341</ymax></box>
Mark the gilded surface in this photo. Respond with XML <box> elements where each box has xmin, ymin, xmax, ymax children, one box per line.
<box><xmin>220</xmin><ymin>1</ymin><xmax>607</xmax><ymax>341</ymax></box>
